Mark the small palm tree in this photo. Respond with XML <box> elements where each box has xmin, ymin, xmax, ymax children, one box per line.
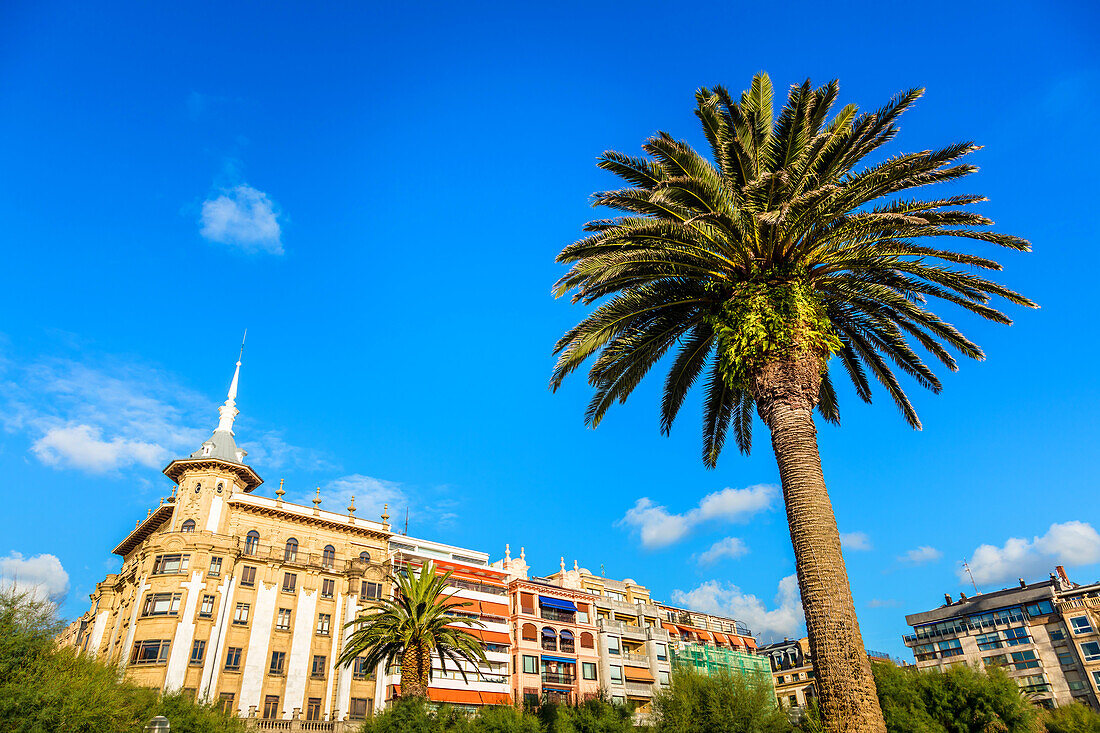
<box><xmin>336</xmin><ymin>560</ymin><xmax>488</xmax><ymax>699</ymax></box>
<box><xmin>551</xmin><ymin>74</ymin><xmax>1033</xmax><ymax>733</ymax></box>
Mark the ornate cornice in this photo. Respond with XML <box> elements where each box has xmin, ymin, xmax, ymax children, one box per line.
<box><xmin>163</xmin><ymin>457</ymin><xmax>263</xmax><ymax>492</ymax></box>
<box><xmin>231</xmin><ymin>500</ymin><xmax>391</xmax><ymax>541</ymax></box>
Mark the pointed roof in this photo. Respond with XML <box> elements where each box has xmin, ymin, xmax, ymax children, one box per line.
<box><xmin>164</xmin><ymin>339</ymin><xmax>262</xmax><ymax>491</ymax></box>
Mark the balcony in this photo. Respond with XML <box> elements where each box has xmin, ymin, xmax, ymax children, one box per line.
<box><xmin>623</xmin><ymin>682</ymin><xmax>654</xmax><ymax>697</ymax></box>
<box><xmin>541</xmin><ymin>608</ymin><xmax>575</xmax><ymax>623</ymax></box>
<box><xmin>542</xmin><ymin>672</ymin><xmax>576</xmax><ymax>685</ymax></box>
<box><xmin>542</xmin><ymin>640</ymin><xmax>558</xmax><ymax>652</ymax></box>
<box><xmin>621</xmin><ymin>651</ymin><xmax>649</xmax><ymax>666</ymax></box>
<box><xmin>559</xmin><ymin>640</ymin><xmax>575</xmax><ymax>654</ymax></box>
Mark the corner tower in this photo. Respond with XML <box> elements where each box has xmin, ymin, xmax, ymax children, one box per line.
<box><xmin>163</xmin><ymin>343</ymin><xmax>262</xmax><ymax>535</ymax></box>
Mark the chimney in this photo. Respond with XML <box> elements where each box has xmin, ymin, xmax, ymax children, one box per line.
<box><xmin>944</xmin><ymin>593</ymin><xmax>953</xmax><ymax>605</ymax></box>
<box><xmin>1019</xmin><ymin>578</ymin><xmax>1027</xmax><ymax>588</ymax></box>
<box><xmin>959</xmin><ymin>592</ymin><xmax>967</xmax><ymax>601</ymax></box>
<box><xmin>1056</xmin><ymin>565</ymin><xmax>1070</xmax><ymax>588</ymax></box>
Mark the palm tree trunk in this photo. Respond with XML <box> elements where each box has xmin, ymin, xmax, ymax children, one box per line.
<box><xmin>752</xmin><ymin>350</ymin><xmax>886</xmax><ymax>733</ymax></box>
<box><xmin>400</xmin><ymin>645</ymin><xmax>430</xmax><ymax>699</ymax></box>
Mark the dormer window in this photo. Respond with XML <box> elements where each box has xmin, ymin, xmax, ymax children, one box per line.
<box><xmin>180</xmin><ymin>520</ymin><xmax>196</xmax><ymax>533</ymax></box>
<box><xmin>202</xmin><ymin>444</ymin><xmax>212</xmax><ymax>456</ymax></box>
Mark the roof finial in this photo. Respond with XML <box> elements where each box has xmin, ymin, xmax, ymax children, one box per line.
<box><xmin>347</xmin><ymin>495</ymin><xmax>356</xmax><ymax>523</ymax></box>
<box><xmin>276</xmin><ymin>478</ymin><xmax>285</xmax><ymax>504</ymax></box>
<box><xmin>560</xmin><ymin>556</ymin><xmax>566</xmax><ymax>573</ymax></box>
<box><xmin>216</xmin><ymin>332</ymin><xmax>246</xmax><ymax>434</ymax></box>
<box><xmin>312</xmin><ymin>487</ymin><xmax>321</xmax><ymax>515</ymax></box>
<box><xmin>380</xmin><ymin>503</ymin><xmax>390</xmax><ymax>530</ymax></box>
<box><xmin>505</xmin><ymin>543</ymin><xmax>511</xmax><ymax>561</ymax></box>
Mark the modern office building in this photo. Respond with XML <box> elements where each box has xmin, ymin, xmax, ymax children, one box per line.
<box><xmin>60</xmin><ymin>355</ymin><xmax>392</xmax><ymax>723</ymax></box>
<box><xmin>380</xmin><ymin>536</ymin><xmax>513</xmax><ymax>711</ymax></box>
<box><xmin>903</xmin><ymin>567</ymin><xmax>1095</xmax><ymax>708</ymax></box>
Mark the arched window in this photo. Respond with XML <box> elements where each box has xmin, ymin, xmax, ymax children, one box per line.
<box><xmin>521</xmin><ymin>623</ymin><xmax>537</xmax><ymax>641</ymax></box>
<box><xmin>180</xmin><ymin>519</ymin><xmax>195</xmax><ymax>533</ymax></box>
<box><xmin>284</xmin><ymin>538</ymin><xmax>298</xmax><ymax>562</ymax></box>
<box><xmin>359</xmin><ymin>551</ymin><xmax>371</xmax><ymax>564</ymax></box>
<box><xmin>559</xmin><ymin>629</ymin><xmax>575</xmax><ymax>653</ymax></box>
<box><xmin>541</xmin><ymin>626</ymin><xmax>557</xmax><ymax>651</ymax></box>
<box><xmin>245</xmin><ymin>530</ymin><xmax>260</xmax><ymax>555</ymax></box>
<box><xmin>579</xmin><ymin>631</ymin><xmax>594</xmax><ymax>649</ymax></box>
<box><xmin>322</xmin><ymin>545</ymin><xmax>336</xmax><ymax>569</ymax></box>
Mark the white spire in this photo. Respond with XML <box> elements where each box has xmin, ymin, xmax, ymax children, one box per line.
<box><xmin>216</xmin><ymin>332</ymin><xmax>246</xmax><ymax>434</ymax></box>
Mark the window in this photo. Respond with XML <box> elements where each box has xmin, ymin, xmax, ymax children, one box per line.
<box><xmin>582</xmin><ymin>662</ymin><xmax>597</xmax><ymax>680</ymax></box>
<box><xmin>523</xmin><ymin>655</ymin><xmax>538</xmax><ymax>674</ymax></box>
<box><xmin>190</xmin><ymin>640</ymin><xmax>206</xmax><ymax>665</ymax></box>
<box><xmin>350</xmin><ymin>698</ymin><xmax>370</xmax><ymax>720</ymax></box>
<box><xmin>276</xmin><ymin>608</ymin><xmax>292</xmax><ymax>631</ymax></box>
<box><xmin>937</xmin><ymin>639</ymin><xmax>963</xmax><ymax>657</ymax></box>
<box><xmin>789</xmin><ymin>695</ymin><xmax>798</xmax><ymax>706</ymax></box>
<box><xmin>196</xmin><ymin>594</ymin><xmax>216</xmax><ymax>618</ymax></box>
<box><xmin>607</xmin><ymin>636</ymin><xmax>621</xmax><ymax>655</ymax></box>
<box><xmin>311</xmin><ymin>655</ymin><xmax>327</xmax><ymax>678</ymax></box>
<box><xmin>209</xmin><ymin>557</ymin><xmax>222</xmax><ymax>576</ymax></box>
<box><xmin>322</xmin><ymin>545</ymin><xmax>335</xmax><ymax>569</ymax></box>
<box><xmin>1057</xmin><ymin>651</ymin><xmax>1075</xmax><ymax>666</ymax></box>
<box><xmin>240</xmin><ymin>565</ymin><xmax>256</xmax><ymax>587</ymax></box>
<box><xmin>180</xmin><ymin>519</ymin><xmax>195</xmax><ymax>533</ymax></box>
<box><xmin>1026</xmin><ymin>601</ymin><xmax>1054</xmax><ymax>617</ymax></box>
<box><xmin>263</xmin><ymin>695</ymin><xmax>279</xmax><ymax>719</ymax></box>
<box><xmin>142</xmin><ymin>592</ymin><xmax>182</xmax><ymax>617</ymax></box>
<box><xmin>1011</xmin><ymin>650</ymin><xmax>1040</xmax><ymax>670</ymax></box>
<box><xmin>656</xmin><ymin>642</ymin><xmax>667</xmax><ymax>661</ymax></box>
<box><xmin>1071</xmin><ymin>616</ymin><xmax>1094</xmax><ymax>635</ymax></box>
<box><xmin>1004</xmin><ymin>627</ymin><xmax>1031</xmax><ymax>646</ymax></box>
<box><xmin>353</xmin><ymin>656</ymin><xmax>370</xmax><ymax>679</ymax></box>
<box><xmin>524</xmin><ymin>691</ymin><xmax>539</xmax><ymax>707</ymax></box>
<box><xmin>611</xmin><ymin>695</ymin><xmax>625</xmax><ymax>706</ymax></box>
<box><xmin>321</xmin><ymin>578</ymin><xmax>335</xmax><ymax>599</ymax></box>
<box><xmin>269</xmin><ymin>651</ymin><xmax>286</xmax><ymax>675</ymax></box>
<box><xmin>1093</xmin><ymin>671</ymin><xmax>1100</xmax><ymax>688</ymax></box>
<box><xmin>244</xmin><ymin>531</ymin><xmax>260</xmax><ymax>555</ymax></box>
<box><xmin>976</xmin><ymin>633</ymin><xmax>1002</xmax><ymax>651</ymax></box>
<box><xmin>983</xmin><ymin>654</ymin><xmax>1008</xmax><ymax>666</ymax></box>
<box><xmin>361</xmin><ymin>581</ymin><xmax>381</xmax><ymax>599</ymax></box>
<box><xmin>1082</xmin><ymin>642</ymin><xmax>1100</xmax><ymax>662</ymax></box>
<box><xmin>282</xmin><ymin>573</ymin><xmax>297</xmax><ymax>593</ymax></box>
<box><xmin>233</xmin><ymin>603</ymin><xmax>250</xmax><ymax>625</ymax></box>
<box><xmin>130</xmin><ymin>639</ymin><xmax>170</xmax><ymax>665</ymax></box>
<box><xmin>359</xmin><ymin>551</ymin><xmax>371</xmax><ymax>563</ymax></box>
<box><xmin>1050</xmin><ymin>627</ymin><xmax>1066</xmax><ymax>641</ymax></box>
<box><xmin>1070</xmin><ymin>680</ymin><xmax>1086</xmax><ymax>691</ymax></box>
<box><xmin>521</xmin><ymin>623</ymin><xmax>537</xmax><ymax>641</ymax></box>
<box><xmin>306</xmin><ymin>698</ymin><xmax>322</xmax><ymax>721</ymax></box>
<box><xmin>218</xmin><ymin>693</ymin><xmax>235</xmax><ymax>713</ymax></box>
<box><xmin>317</xmin><ymin>613</ymin><xmax>331</xmax><ymax>635</ymax></box>
<box><xmin>609</xmin><ymin>665</ymin><xmax>623</xmax><ymax>684</ymax></box>
<box><xmin>777</xmin><ymin>675</ymin><xmax>785</xmax><ymax>684</ymax></box>
<box><xmin>152</xmin><ymin>554</ymin><xmax>189</xmax><ymax>575</ymax></box>
<box><xmin>284</xmin><ymin>538</ymin><xmax>299</xmax><ymax>562</ymax></box>
<box><xmin>658</xmin><ymin>670</ymin><xmax>670</xmax><ymax>685</ymax></box>
<box><xmin>580</xmin><ymin>631</ymin><xmax>594</xmax><ymax>649</ymax></box>
<box><xmin>224</xmin><ymin>646</ymin><xmax>242</xmax><ymax>670</ymax></box>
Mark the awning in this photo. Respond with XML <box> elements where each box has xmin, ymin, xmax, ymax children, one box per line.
<box><xmin>478</xmin><ymin>692</ymin><xmax>512</xmax><ymax>705</ymax></box>
<box><xmin>541</xmin><ymin>655</ymin><xmax>576</xmax><ymax>665</ymax></box>
<box><xmin>713</xmin><ymin>632</ymin><xmax>729</xmax><ymax>645</ymax></box>
<box><xmin>478</xmin><ymin>601</ymin><xmax>510</xmax><ymax>617</ymax></box>
<box><xmin>539</xmin><ymin>596</ymin><xmax>577</xmax><ymax>612</ymax></box>
<box><xmin>462</xmin><ymin>628</ymin><xmax>511</xmax><ymax>645</ymax></box>
<box><xmin>694</xmin><ymin>628</ymin><xmax>713</xmax><ymax>641</ymax></box>
<box><xmin>624</xmin><ymin>667</ymin><xmax>655</xmax><ymax>683</ymax></box>
<box><xmin>428</xmin><ymin>688</ymin><xmax>483</xmax><ymax>705</ymax></box>
<box><xmin>661</xmin><ymin>622</ymin><xmax>680</xmax><ymax>635</ymax></box>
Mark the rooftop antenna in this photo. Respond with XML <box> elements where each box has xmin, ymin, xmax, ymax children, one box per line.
<box><xmin>600</xmin><ymin>563</ymin><xmax>605</xmax><ymax>577</ymax></box>
<box><xmin>962</xmin><ymin>561</ymin><xmax>980</xmax><ymax>594</ymax></box>
<box><xmin>404</xmin><ymin>506</ymin><xmax>409</xmax><ymax>536</ymax></box>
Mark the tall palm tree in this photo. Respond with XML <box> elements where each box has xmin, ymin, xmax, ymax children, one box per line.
<box><xmin>551</xmin><ymin>74</ymin><xmax>1034</xmax><ymax>733</ymax></box>
<box><xmin>336</xmin><ymin>560</ymin><xmax>488</xmax><ymax>699</ymax></box>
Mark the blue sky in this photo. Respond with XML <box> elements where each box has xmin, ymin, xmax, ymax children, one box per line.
<box><xmin>1</xmin><ymin>1</ymin><xmax>1098</xmax><ymax>657</ymax></box>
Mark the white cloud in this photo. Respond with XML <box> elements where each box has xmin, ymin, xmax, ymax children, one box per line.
<box><xmin>620</xmin><ymin>484</ymin><xmax>777</xmax><ymax>549</ymax></box>
<box><xmin>0</xmin><ymin>552</ymin><xmax>69</xmax><ymax>602</ymax></box>
<box><xmin>867</xmin><ymin>598</ymin><xmax>903</xmax><ymax>609</ymax></box>
<box><xmin>899</xmin><ymin>546</ymin><xmax>943</xmax><ymax>565</ymax></box>
<box><xmin>200</xmin><ymin>184</ymin><xmax>283</xmax><ymax>254</ymax></box>
<box><xmin>301</xmin><ymin>474</ymin><xmax>408</xmax><ymax>521</ymax></box>
<box><xmin>696</xmin><ymin>537</ymin><xmax>749</xmax><ymax>566</ymax></box>
<box><xmin>32</xmin><ymin>424</ymin><xmax>166</xmax><ymax>472</ymax></box>
<box><xmin>962</xmin><ymin>521</ymin><xmax>1100</xmax><ymax>586</ymax></box>
<box><xmin>841</xmin><ymin>532</ymin><xmax>872</xmax><ymax>551</ymax></box>
<box><xmin>672</xmin><ymin>574</ymin><xmax>804</xmax><ymax>643</ymax></box>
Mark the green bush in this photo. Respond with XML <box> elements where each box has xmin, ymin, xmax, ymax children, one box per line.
<box><xmin>1041</xmin><ymin>703</ymin><xmax>1100</xmax><ymax>733</ymax></box>
<box><xmin>651</xmin><ymin>667</ymin><xmax>793</xmax><ymax>733</ymax></box>
<box><xmin>0</xmin><ymin>588</ymin><xmax>244</xmax><ymax>733</ymax></box>
<box><xmin>359</xmin><ymin>695</ymin><xmax>632</xmax><ymax>733</ymax></box>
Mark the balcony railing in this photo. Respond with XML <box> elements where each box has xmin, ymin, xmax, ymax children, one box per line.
<box><xmin>559</xmin><ymin>641</ymin><xmax>575</xmax><ymax>653</ymax></box>
<box><xmin>621</xmin><ymin>651</ymin><xmax>649</xmax><ymax>665</ymax></box>
<box><xmin>542</xmin><ymin>640</ymin><xmax>558</xmax><ymax>652</ymax></box>
<box><xmin>542</xmin><ymin>672</ymin><xmax>576</xmax><ymax>685</ymax></box>
<box><xmin>623</xmin><ymin>683</ymin><xmax>654</xmax><ymax>696</ymax></box>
